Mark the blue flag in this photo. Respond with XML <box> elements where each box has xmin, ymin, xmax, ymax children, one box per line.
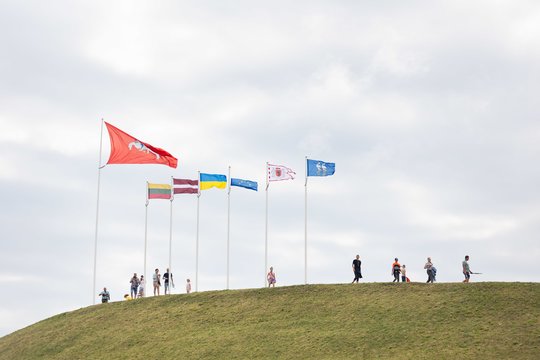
<box><xmin>307</xmin><ymin>159</ymin><xmax>335</xmax><ymax>177</ymax></box>
<box><xmin>231</xmin><ymin>178</ymin><xmax>258</xmax><ymax>191</ymax></box>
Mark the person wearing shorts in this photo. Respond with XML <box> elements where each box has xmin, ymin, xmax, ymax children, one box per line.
<box><xmin>129</xmin><ymin>273</ymin><xmax>139</xmax><ymax>299</ymax></box>
<box><xmin>153</xmin><ymin>268</ymin><xmax>161</xmax><ymax>296</ymax></box>
<box><xmin>267</xmin><ymin>267</ymin><xmax>276</xmax><ymax>287</ymax></box>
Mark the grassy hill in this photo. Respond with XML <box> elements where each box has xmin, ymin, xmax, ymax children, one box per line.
<box><xmin>0</xmin><ymin>283</ymin><xmax>538</xmax><ymax>359</ymax></box>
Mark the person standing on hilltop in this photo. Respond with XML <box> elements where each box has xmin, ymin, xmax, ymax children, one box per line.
<box><xmin>98</xmin><ymin>287</ymin><xmax>110</xmax><ymax>303</ymax></box>
<box><xmin>186</xmin><ymin>278</ymin><xmax>192</xmax><ymax>294</ymax></box>
<box><xmin>163</xmin><ymin>268</ymin><xmax>174</xmax><ymax>295</ymax></box>
<box><xmin>391</xmin><ymin>258</ymin><xmax>401</xmax><ymax>282</ymax></box>
<box><xmin>138</xmin><ymin>275</ymin><xmax>145</xmax><ymax>298</ymax></box>
<box><xmin>424</xmin><ymin>257</ymin><xmax>434</xmax><ymax>283</ymax></box>
<box><xmin>352</xmin><ymin>255</ymin><xmax>362</xmax><ymax>283</ymax></box>
<box><xmin>401</xmin><ymin>264</ymin><xmax>407</xmax><ymax>283</ymax></box>
<box><xmin>267</xmin><ymin>267</ymin><xmax>276</xmax><ymax>287</ymax></box>
<box><xmin>463</xmin><ymin>255</ymin><xmax>473</xmax><ymax>283</ymax></box>
<box><xmin>129</xmin><ymin>273</ymin><xmax>139</xmax><ymax>299</ymax></box>
<box><xmin>153</xmin><ymin>268</ymin><xmax>161</xmax><ymax>296</ymax></box>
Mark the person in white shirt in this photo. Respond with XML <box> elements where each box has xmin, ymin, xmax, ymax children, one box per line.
<box><xmin>138</xmin><ymin>275</ymin><xmax>145</xmax><ymax>298</ymax></box>
<box><xmin>401</xmin><ymin>264</ymin><xmax>407</xmax><ymax>283</ymax></box>
<box><xmin>424</xmin><ymin>257</ymin><xmax>434</xmax><ymax>283</ymax></box>
<box><xmin>153</xmin><ymin>268</ymin><xmax>161</xmax><ymax>296</ymax></box>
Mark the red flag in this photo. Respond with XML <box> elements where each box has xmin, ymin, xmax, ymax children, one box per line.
<box><xmin>104</xmin><ymin>122</ymin><xmax>178</xmax><ymax>168</ymax></box>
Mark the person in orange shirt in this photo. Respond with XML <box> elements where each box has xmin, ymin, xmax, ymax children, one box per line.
<box><xmin>391</xmin><ymin>258</ymin><xmax>401</xmax><ymax>282</ymax></box>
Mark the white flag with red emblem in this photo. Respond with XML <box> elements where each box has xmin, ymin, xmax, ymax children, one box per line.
<box><xmin>267</xmin><ymin>164</ymin><xmax>296</xmax><ymax>182</ymax></box>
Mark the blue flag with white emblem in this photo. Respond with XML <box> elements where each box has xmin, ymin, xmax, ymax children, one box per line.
<box><xmin>307</xmin><ymin>159</ymin><xmax>335</xmax><ymax>177</ymax></box>
<box><xmin>231</xmin><ymin>178</ymin><xmax>258</xmax><ymax>191</ymax></box>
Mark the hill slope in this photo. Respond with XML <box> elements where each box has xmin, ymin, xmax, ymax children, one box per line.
<box><xmin>0</xmin><ymin>283</ymin><xmax>538</xmax><ymax>359</ymax></box>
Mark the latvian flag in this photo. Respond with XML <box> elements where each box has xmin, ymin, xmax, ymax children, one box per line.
<box><xmin>173</xmin><ymin>178</ymin><xmax>199</xmax><ymax>195</ymax></box>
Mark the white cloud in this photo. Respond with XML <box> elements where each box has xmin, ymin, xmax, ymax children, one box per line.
<box><xmin>386</xmin><ymin>179</ymin><xmax>520</xmax><ymax>240</ymax></box>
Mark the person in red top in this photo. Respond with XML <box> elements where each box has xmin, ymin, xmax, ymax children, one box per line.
<box><xmin>391</xmin><ymin>258</ymin><xmax>401</xmax><ymax>282</ymax></box>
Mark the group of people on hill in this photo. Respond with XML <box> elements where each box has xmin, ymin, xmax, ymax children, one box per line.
<box><xmin>351</xmin><ymin>255</ymin><xmax>475</xmax><ymax>284</ymax></box>
<box><xmin>98</xmin><ymin>267</ymin><xmax>193</xmax><ymax>303</ymax></box>
<box><xmin>389</xmin><ymin>257</ymin><xmax>436</xmax><ymax>283</ymax></box>
<box><xmin>144</xmin><ymin>268</ymin><xmax>176</xmax><ymax>297</ymax></box>
<box><xmin>98</xmin><ymin>255</ymin><xmax>476</xmax><ymax>303</ymax></box>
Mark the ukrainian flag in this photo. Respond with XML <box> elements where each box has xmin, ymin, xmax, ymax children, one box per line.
<box><xmin>200</xmin><ymin>173</ymin><xmax>227</xmax><ymax>190</ymax></box>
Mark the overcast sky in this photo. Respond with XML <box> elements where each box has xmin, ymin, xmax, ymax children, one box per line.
<box><xmin>1</xmin><ymin>0</ymin><xmax>539</xmax><ymax>336</ymax></box>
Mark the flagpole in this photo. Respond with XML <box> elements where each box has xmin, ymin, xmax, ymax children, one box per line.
<box><xmin>92</xmin><ymin>119</ymin><xmax>104</xmax><ymax>305</ymax></box>
<box><xmin>196</xmin><ymin>171</ymin><xmax>200</xmax><ymax>292</ymax></box>
<box><xmin>144</xmin><ymin>183</ymin><xmax>149</xmax><ymax>295</ymax></box>
<box><xmin>265</xmin><ymin>162</ymin><xmax>269</xmax><ymax>287</ymax></box>
<box><xmin>227</xmin><ymin>166</ymin><xmax>231</xmax><ymax>290</ymax></box>
<box><xmin>168</xmin><ymin>176</ymin><xmax>173</xmax><ymax>295</ymax></box>
<box><xmin>304</xmin><ymin>156</ymin><xmax>308</xmax><ymax>285</ymax></box>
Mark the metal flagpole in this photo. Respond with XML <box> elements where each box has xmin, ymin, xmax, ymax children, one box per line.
<box><xmin>93</xmin><ymin>119</ymin><xmax>104</xmax><ymax>305</ymax></box>
<box><xmin>196</xmin><ymin>171</ymin><xmax>200</xmax><ymax>292</ymax></box>
<box><xmin>227</xmin><ymin>166</ymin><xmax>231</xmax><ymax>290</ymax></box>
<box><xmin>265</xmin><ymin>162</ymin><xmax>269</xmax><ymax>287</ymax></box>
<box><xmin>168</xmin><ymin>176</ymin><xmax>173</xmax><ymax>295</ymax></box>
<box><xmin>144</xmin><ymin>183</ymin><xmax>149</xmax><ymax>294</ymax></box>
<box><xmin>304</xmin><ymin>156</ymin><xmax>308</xmax><ymax>285</ymax></box>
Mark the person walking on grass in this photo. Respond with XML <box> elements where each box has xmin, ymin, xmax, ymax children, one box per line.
<box><xmin>163</xmin><ymin>268</ymin><xmax>174</xmax><ymax>295</ymax></box>
<box><xmin>401</xmin><ymin>264</ymin><xmax>407</xmax><ymax>283</ymax></box>
<box><xmin>186</xmin><ymin>279</ymin><xmax>192</xmax><ymax>294</ymax></box>
<box><xmin>392</xmin><ymin>258</ymin><xmax>401</xmax><ymax>282</ymax></box>
<box><xmin>352</xmin><ymin>255</ymin><xmax>362</xmax><ymax>283</ymax></box>
<box><xmin>463</xmin><ymin>255</ymin><xmax>473</xmax><ymax>283</ymax></box>
<box><xmin>153</xmin><ymin>268</ymin><xmax>161</xmax><ymax>296</ymax></box>
<box><xmin>424</xmin><ymin>257</ymin><xmax>434</xmax><ymax>283</ymax></box>
<box><xmin>267</xmin><ymin>266</ymin><xmax>276</xmax><ymax>287</ymax></box>
<box><xmin>129</xmin><ymin>273</ymin><xmax>139</xmax><ymax>299</ymax></box>
<box><xmin>98</xmin><ymin>287</ymin><xmax>110</xmax><ymax>303</ymax></box>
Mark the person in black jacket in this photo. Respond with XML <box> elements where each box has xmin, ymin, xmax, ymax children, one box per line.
<box><xmin>352</xmin><ymin>255</ymin><xmax>362</xmax><ymax>283</ymax></box>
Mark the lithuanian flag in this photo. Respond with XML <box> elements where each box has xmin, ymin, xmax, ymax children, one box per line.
<box><xmin>147</xmin><ymin>183</ymin><xmax>172</xmax><ymax>200</ymax></box>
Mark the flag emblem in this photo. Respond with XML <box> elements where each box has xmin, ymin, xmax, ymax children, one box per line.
<box><xmin>316</xmin><ymin>162</ymin><xmax>327</xmax><ymax>175</ymax></box>
<box><xmin>128</xmin><ymin>140</ymin><xmax>160</xmax><ymax>160</ymax></box>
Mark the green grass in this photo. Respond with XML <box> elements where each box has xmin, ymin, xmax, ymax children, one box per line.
<box><xmin>0</xmin><ymin>283</ymin><xmax>538</xmax><ymax>359</ymax></box>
